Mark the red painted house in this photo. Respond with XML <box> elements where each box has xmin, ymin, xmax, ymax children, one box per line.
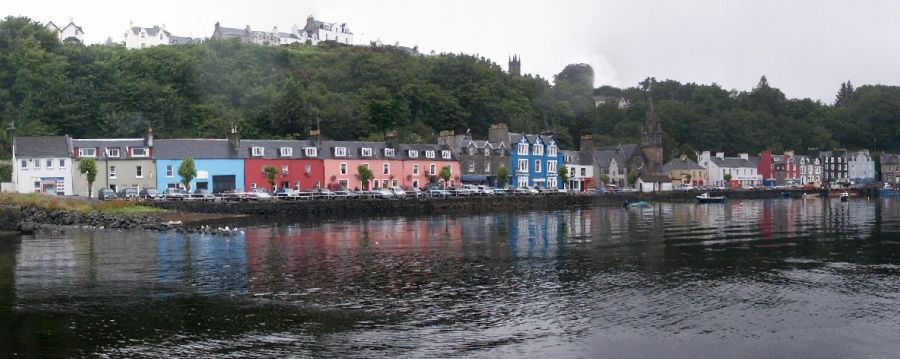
<box><xmin>757</xmin><ymin>150</ymin><xmax>775</xmax><ymax>186</ymax></box>
<box><xmin>242</xmin><ymin>139</ymin><xmax>324</xmax><ymax>191</ymax></box>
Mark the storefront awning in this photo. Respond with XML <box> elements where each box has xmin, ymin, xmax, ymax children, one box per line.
<box><xmin>461</xmin><ymin>175</ymin><xmax>488</xmax><ymax>182</ymax></box>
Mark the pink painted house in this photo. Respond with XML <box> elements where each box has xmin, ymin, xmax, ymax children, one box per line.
<box><xmin>319</xmin><ymin>133</ymin><xmax>460</xmax><ymax>190</ymax></box>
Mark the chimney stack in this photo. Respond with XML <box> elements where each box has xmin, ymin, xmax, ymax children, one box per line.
<box><xmin>488</xmin><ymin>123</ymin><xmax>509</xmax><ymax>146</ymax></box>
<box><xmin>739</xmin><ymin>153</ymin><xmax>749</xmax><ymax>160</ymax></box>
<box><xmin>385</xmin><ymin>130</ymin><xmax>400</xmax><ymax>149</ymax></box>
<box><xmin>437</xmin><ymin>130</ymin><xmax>454</xmax><ymax>147</ymax></box>
<box><xmin>579</xmin><ymin>134</ymin><xmax>594</xmax><ymax>152</ymax></box>
<box><xmin>309</xmin><ymin>129</ymin><xmax>321</xmax><ymax>146</ymax></box>
<box><xmin>227</xmin><ymin>127</ymin><xmax>241</xmax><ymax>153</ymax></box>
<box><xmin>715</xmin><ymin>152</ymin><xmax>725</xmax><ymax>159</ymax></box>
<box><xmin>144</xmin><ymin>127</ymin><xmax>154</xmax><ymax>147</ymax></box>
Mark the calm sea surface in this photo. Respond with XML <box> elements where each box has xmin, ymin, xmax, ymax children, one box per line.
<box><xmin>3</xmin><ymin>198</ymin><xmax>900</xmax><ymax>358</ymax></box>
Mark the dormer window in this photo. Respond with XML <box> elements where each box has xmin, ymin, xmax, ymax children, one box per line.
<box><xmin>384</xmin><ymin>148</ymin><xmax>395</xmax><ymax>157</ymax></box>
<box><xmin>425</xmin><ymin>150</ymin><xmax>435</xmax><ymax>159</ymax></box>
<box><xmin>468</xmin><ymin>146</ymin><xmax>476</xmax><ymax>155</ymax></box>
<box><xmin>442</xmin><ymin>150</ymin><xmax>451</xmax><ymax>159</ymax></box>
<box><xmin>518</xmin><ymin>143</ymin><xmax>528</xmax><ymax>155</ymax></box>
<box><xmin>279</xmin><ymin>147</ymin><xmax>293</xmax><ymax>157</ymax></box>
<box><xmin>304</xmin><ymin>147</ymin><xmax>317</xmax><ymax>157</ymax></box>
<box><xmin>484</xmin><ymin>148</ymin><xmax>490</xmax><ymax>156</ymax></box>
<box><xmin>361</xmin><ymin>147</ymin><xmax>373</xmax><ymax>157</ymax></box>
<box><xmin>79</xmin><ymin>148</ymin><xmax>97</xmax><ymax>158</ymax></box>
<box><xmin>548</xmin><ymin>145</ymin><xmax>557</xmax><ymax>157</ymax></box>
<box><xmin>131</xmin><ymin>147</ymin><xmax>149</xmax><ymax>157</ymax></box>
<box><xmin>409</xmin><ymin>150</ymin><xmax>419</xmax><ymax>158</ymax></box>
<box><xmin>335</xmin><ymin>147</ymin><xmax>347</xmax><ymax>157</ymax></box>
<box><xmin>533</xmin><ymin>144</ymin><xmax>544</xmax><ymax>156</ymax></box>
<box><xmin>107</xmin><ymin>148</ymin><xmax>121</xmax><ymax>158</ymax></box>
<box><xmin>251</xmin><ymin>147</ymin><xmax>265</xmax><ymax>156</ymax></box>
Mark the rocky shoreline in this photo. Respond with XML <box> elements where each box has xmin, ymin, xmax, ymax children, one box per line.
<box><xmin>0</xmin><ymin>205</ymin><xmax>244</xmax><ymax>236</ymax></box>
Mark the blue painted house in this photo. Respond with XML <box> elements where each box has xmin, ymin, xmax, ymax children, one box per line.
<box><xmin>154</xmin><ymin>132</ymin><xmax>245</xmax><ymax>193</ymax></box>
<box><xmin>487</xmin><ymin>124</ymin><xmax>563</xmax><ymax>189</ymax></box>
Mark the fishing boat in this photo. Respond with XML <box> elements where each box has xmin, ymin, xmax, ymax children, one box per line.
<box><xmin>696</xmin><ymin>192</ymin><xmax>726</xmax><ymax>203</ymax></box>
<box><xmin>840</xmin><ymin>192</ymin><xmax>850</xmax><ymax>202</ymax></box>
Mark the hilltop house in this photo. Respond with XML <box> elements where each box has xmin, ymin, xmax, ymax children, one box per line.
<box><xmin>212</xmin><ymin>15</ymin><xmax>352</xmax><ymax>46</ymax></box>
<box><xmin>124</xmin><ymin>22</ymin><xmax>203</xmax><ymax>49</ymax></box>
<box><xmin>46</xmin><ymin>20</ymin><xmax>84</xmax><ymax>43</ymax></box>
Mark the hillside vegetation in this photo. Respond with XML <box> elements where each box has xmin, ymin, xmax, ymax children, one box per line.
<box><xmin>2</xmin><ymin>15</ymin><xmax>900</xmax><ymax>164</ymax></box>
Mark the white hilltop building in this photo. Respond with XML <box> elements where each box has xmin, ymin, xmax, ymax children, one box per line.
<box><xmin>212</xmin><ymin>15</ymin><xmax>353</xmax><ymax>46</ymax></box>
<box><xmin>124</xmin><ymin>22</ymin><xmax>204</xmax><ymax>49</ymax></box>
<box><xmin>45</xmin><ymin>19</ymin><xmax>84</xmax><ymax>43</ymax></box>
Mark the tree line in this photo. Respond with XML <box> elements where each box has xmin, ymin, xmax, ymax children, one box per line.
<box><xmin>3</xmin><ymin>15</ymin><xmax>900</xmax><ymax>175</ymax></box>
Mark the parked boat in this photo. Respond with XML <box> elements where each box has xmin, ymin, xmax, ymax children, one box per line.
<box><xmin>780</xmin><ymin>191</ymin><xmax>791</xmax><ymax>198</ymax></box>
<box><xmin>840</xmin><ymin>192</ymin><xmax>850</xmax><ymax>202</ymax></box>
<box><xmin>696</xmin><ymin>192</ymin><xmax>726</xmax><ymax>203</ymax></box>
<box><xmin>623</xmin><ymin>200</ymin><xmax>651</xmax><ymax>208</ymax></box>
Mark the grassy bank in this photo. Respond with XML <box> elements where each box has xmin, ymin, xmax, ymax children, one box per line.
<box><xmin>1</xmin><ymin>193</ymin><xmax>164</xmax><ymax>214</ymax></box>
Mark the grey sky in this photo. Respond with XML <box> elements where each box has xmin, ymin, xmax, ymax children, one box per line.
<box><xmin>7</xmin><ymin>0</ymin><xmax>900</xmax><ymax>102</ymax></box>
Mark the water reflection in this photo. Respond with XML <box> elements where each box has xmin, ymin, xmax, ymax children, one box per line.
<box><xmin>3</xmin><ymin>198</ymin><xmax>900</xmax><ymax>357</ymax></box>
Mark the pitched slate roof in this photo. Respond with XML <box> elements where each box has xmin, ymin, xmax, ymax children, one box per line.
<box><xmin>562</xmin><ymin>150</ymin><xmax>593</xmax><ymax>166</ymax></box>
<box><xmin>72</xmin><ymin>139</ymin><xmax>148</xmax><ymax>160</ymax></box>
<box><xmin>153</xmin><ymin>139</ymin><xmax>244</xmax><ymax>159</ymax></box>
<box><xmin>241</xmin><ymin>139</ymin><xmax>316</xmax><ymax>159</ymax></box>
<box><xmin>882</xmin><ymin>153</ymin><xmax>900</xmax><ymax>165</ymax></box>
<box><xmin>14</xmin><ymin>136</ymin><xmax>72</xmax><ymax>157</ymax></box>
<box><xmin>597</xmin><ymin>144</ymin><xmax>638</xmax><ymax>161</ymax></box>
<box><xmin>594</xmin><ymin>150</ymin><xmax>626</xmax><ymax>171</ymax></box>
<box><xmin>663</xmin><ymin>157</ymin><xmax>704</xmax><ymax>172</ymax></box>
<box><xmin>710</xmin><ymin>156</ymin><xmax>756</xmax><ymax>169</ymax></box>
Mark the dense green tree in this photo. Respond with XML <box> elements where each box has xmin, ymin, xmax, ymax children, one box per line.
<box><xmin>263</xmin><ymin>165</ymin><xmax>278</xmax><ymax>190</ymax></box>
<box><xmin>496</xmin><ymin>166</ymin><xmax>509</xmax><ymax>187</ymax></box>
<box><xmin>178</xmin><ymin>158</ymin><xmax>197</xmax><ymax>190</ymax></box>
<box><xmin>77</xmin><ymin>158</ymin><xmax>97</xmax><ymax>198</ymax></box>
<box><xmin>357</xmin><ymin>164</ymin><xmax>373</xmax><ymax>190</ymax></box>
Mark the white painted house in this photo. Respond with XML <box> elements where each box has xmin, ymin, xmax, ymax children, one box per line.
<box><xmin>212</xmin><ymin>15</ymin><xmax>353</xmax><ymax>46</ymax></box>
<box><xmin>847</xmin><ymin>149</ymin><xmax>876</xmax><ymax>185</ymax></box>
<box><xmin>124</xmin><ymin>23</ymin><xmax>171</xmax><ymax>49</ymax></box>
<box><xmin>698</xmin><ymin>151</ymin><xmax>761</xmax><ymax>188</ymax></box>
<box><xmin>562</xmin><ymin>150</ymin><xmax>594</xmax><ymax>191</ymax></box>
<box><xmin>46</xmin><ymin>20</ymin><xmax>85</xmax><ymax>43</ymax></box>
<box><xmin>12</xmin><ymin>136</ymin><xmax>74</xmax><ymax>195</ymax></box>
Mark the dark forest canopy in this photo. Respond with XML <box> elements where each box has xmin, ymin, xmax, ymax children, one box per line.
<box><xmin>2</xmin><ymin>16</ymin><xmax>900</xmax><ymax>161</ymax></box>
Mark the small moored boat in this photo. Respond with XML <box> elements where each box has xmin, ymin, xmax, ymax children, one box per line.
<box><xmin>696</xmin><ymin>192</ymin><xmax>726</xmax><ymax>203</ymax></box>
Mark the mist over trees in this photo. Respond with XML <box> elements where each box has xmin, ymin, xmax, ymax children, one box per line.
<box><xmin>2</xmin><ymin>15</ymin><xmax>900</xmax><ymax>162</ymax></box>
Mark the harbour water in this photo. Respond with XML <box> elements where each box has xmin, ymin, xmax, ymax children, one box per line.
<box><xmin>3</xmin><ymin>198</ymin><xmax>900</xmax><ymax>358</ymax></box>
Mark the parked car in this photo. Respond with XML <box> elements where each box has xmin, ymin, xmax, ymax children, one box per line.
<box><xmin>221</xmin><ymin>189</ymin><xmax>247</xmax><ymax>202</ymax></box>
<box><xmin>409</xmin><ymin>187</ymin><xmax>425</xmax><ymax>197</ymax></box>
<box><xmin>388</xmin><ymin>186</ymin><xmax>407</xmax><ymax>199</ymax></box>
<box><xmin>304</xmin><ymin>188</ymin><xmax>335</xmax><ymax>199</ymax></box>
<box><xmin>427</xmin><ymin>188</ymin><xmax>451</xmax><ymax>198</ymax></box>
<box><xmin>274</xmin><ymin>188</ymin><xmax>301</xmax><ymax>200</ymax></box>
<box><xmin>163</xmin><ymin>188</ymin><xmax>188</xmax><ymax>200</ymax></box>
<box><xmin>461</xmin><ymin>184</ymin><xmax>484</xmax><ymax>195</ymax></box>
<box><xmin>118</xmin><ymin>187</ymin><xmax>139</xmax><ymax>200</ymax></box>
<box><xmin>449</xmin><ymin>186</ymin><xmax>476</xmax><ymax>197</ymax></box>
<box><xmin>477</xmin><ymin>185</ymin><xmax>496</xmax><ymax>195</ymax></box>
<box><xmin>139</xmin><ymin>187</ymin><xmax>161</xmax><ymax>200</ymax></box>
<box><xmin>493</xmin><ymin>187</ymin><xmax>508</xmax><ymax>196</ymax></box>
<box><xmin>190</xmin><ymin>189</ymin><xmax>216</xmax><ymax>201</ymax></box>
<box><xmin>247</xmin><ymin>188</ymin><xmax>273</xmax><ymax>201</ymax></box>
<box><xmin>332</xmin><ymin>189</ymin><xmax>359</xmax><ymax>199</ymax></box>
<box><xmin>97</xmin><ymin>188</ymin><xmax>118</xmax><ymax>201</ymax></box>
<box><xmin>374</xmin><ymin>188</ymin><xmax>395</xmax><ymax>199</ymax></box>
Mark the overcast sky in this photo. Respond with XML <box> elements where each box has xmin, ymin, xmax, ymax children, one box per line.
<box><xmin>7</xmin><ymin>0</ymin><xmax>900</xmax><ymax>102</ymax></box>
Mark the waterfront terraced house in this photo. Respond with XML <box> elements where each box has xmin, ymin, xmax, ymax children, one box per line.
<box><xmin>399</xmin><ymin>142</ymin><xmax>460</xmax><ymax>189</ymax></box>
<box><xmin>71</xmin><ymin>131</ymin><xmax>156</xmax><ymax>196</ymax></box>
<box><xmin>699</xmin><ymin>151</ymin><xmax>761</xmax><ymax>188</ymax></box>
<box><xmin>881</xmin><ymin>153</ymin><xmax>900</xmax><ymax>184</ymax></box>
<box><xmin>487</xmin><ymin>123</ymin><xmax>563</xmax><ymax>189</ymax></box>
<box><xmin>154</xmin><ymin>131</ymin><xmax>245</xmax><ymax>193</ymax></box>
<box><xmin>847</xmin><ymin>149</ymin><xmax>876</xmax><ymax>185</ymax></box>
<box><xmin>320</xmin><ymin>138</ymin><xmax>403</xmax><ymax>191</ymax></box>
<box><xmin>594</xmin><ymin>145</ymin><xmax>631</xmax><ymax>189</ymax></box>
<box><xmin>562</xmin><ymin>150</ymin><xmax>594</xmax><ymax>191</ymax></box>
<box><xmin>11</xmin><ymin>136</ymin><xmax>74</xmax><ymax>195</ymax></box>
<box><xmin>795</xmin><ymin>155</ymin><xmax>822</xmax><ymax>187</ymax></box>
<box><xmin>663</xmin><ymin>155</ymin><xmax>707</xmax><ymax>187</ymax></box>
<box><xmin>770</xmin><ymin>151</ymin><xmax>802</xmax><ymax>187</ymax></box>
<box><xmin>437</xmin><ymin>128</ymin><xmax>508</xmax><ymax>187</ymax></box>
<box><xmin>814</xmin><ymin>150</ymin><xmax>849</xmax><ymax>186</ymax></box>
<box><xmin>242</xmin><ymin>138</ymin><xmax>324</xmax><ymax>191</ymax></box>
